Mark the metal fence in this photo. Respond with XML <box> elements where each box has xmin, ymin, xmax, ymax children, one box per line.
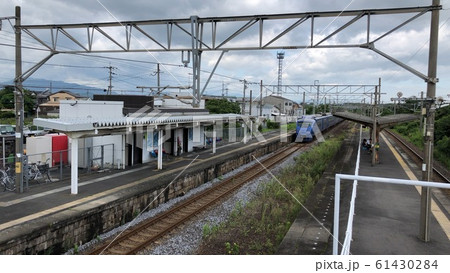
<box><xmin>0</xmin><ymin>143</ymin><xmax>116</xmax><ymax>191</ymax></box>
<box><xmin>333</xmin><ymin>174</ymin><xmax>450</xmax><ymax>255</ymax></box>
<box><xmin>334</xmin><ymin>126</ymin><xmax>450</xmax><ymax>254</ymax></box>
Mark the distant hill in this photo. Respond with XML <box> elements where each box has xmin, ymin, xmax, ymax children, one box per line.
<box><xmin>1</xmin><ymin>78</ymin><xmax>106</xmax><ymax>99</ymax></box>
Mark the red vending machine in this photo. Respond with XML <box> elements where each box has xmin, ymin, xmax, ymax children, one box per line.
<box><xmin>51</xmin><ymin>134</ymin><xmax>68</xmax><ymax>166</ymax></box>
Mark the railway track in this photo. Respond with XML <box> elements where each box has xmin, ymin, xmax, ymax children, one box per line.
<box><xmin>384</xmin><ymin>129</ymin><xmax>450</xmax><ymax>183</ymax></box>
<box><xmin>87</xmin><ymin>143</ymin><xmax>306</xmax><ymax>255</ymax></box>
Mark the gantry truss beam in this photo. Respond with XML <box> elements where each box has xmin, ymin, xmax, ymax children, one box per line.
<box><xmin>262</xmin><ymin>84</ymin><xmax>379</xmax><ymax>104</ymax></box>
<box><xmin>9</xmin><ymin>4</ymin><xmax>441</xmax><ymax>107</ymax></box>
<box><xmin>19</xmin><ymin>6</ymin><xmax>439</xmax><ymax>54</ymax></box>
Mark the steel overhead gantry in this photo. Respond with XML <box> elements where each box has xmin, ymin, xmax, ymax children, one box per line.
<box><xmin>14</xmin><ymin>4</ymin><xmax>441</xmax><ymax>109</ymax></box>
<box><xmin>6</xmin><ymin>4</ymin><xmax>442</xmax><ymax>243</ymax></box>
<box><xmin>261</xmin><ymin>84</ymin><xmax>379</xmax><ymax>104</ymax></box>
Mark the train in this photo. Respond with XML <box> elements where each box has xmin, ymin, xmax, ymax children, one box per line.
<box><xmin>295</xmin><ymin>114</ymin><xmax>341</xmax><ymax>142</ymax></box>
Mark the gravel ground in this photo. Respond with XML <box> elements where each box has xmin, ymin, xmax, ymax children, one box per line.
<box><xmin>72</xmin><ymin>146</ymin><xmax>303</xmax><ymax>255</ymax></box>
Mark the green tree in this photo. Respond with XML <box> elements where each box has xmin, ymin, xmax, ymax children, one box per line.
<box><xmin>0</xmin><ymin>86</ymin><xmax>36</xmax><ymax>117</ymax></box>
<box><xmin>0</xmin><ymin>86</ymin><xmax>15</xmax><ymax>109</ymax></box>
<box><xmin>435</xmin><ymin>110</ymin><xmax>450</xmax><ymax>142</ymax></box>
<box><xmin>206</xmin><ymin>99</ymin><xmax>241</xmax><ymax>114</ymax></box>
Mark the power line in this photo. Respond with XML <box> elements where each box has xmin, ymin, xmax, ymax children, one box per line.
<box><xmin>0</xmin><ymin>57</ymin><xmax>104</xmax><ymax>69</ymax></box>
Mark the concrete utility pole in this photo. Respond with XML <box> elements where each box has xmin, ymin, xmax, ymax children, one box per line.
<box><xmin>105</xmin><ymin>65</ymin><xmax>117</xmax><ymax>95</ymax></box>
<box><xmin>259</xmin><ymin>80</ymin><xmax>263</xmax><ymax>117</ymax></box>
<box><xmin>420</xmin><ymin>91</ymin><xmax>424</xmax><ymax>132</ymax></box>
<box><xmin>153</xmin><ymin>63</ymin><xmax>161</xmax><ymax>93</ymax></box>
<box><xmin>242</xmin><ymin>79</ymin><xmax>247</xmax><ymax>114</ymax></box>
<box><xmin>14</xmin><ymin>6</ymin><xmax>24</xmax><ymax>193</ymax></box>
<box><xmin>302</xmin><ymin>92</ymin><xmax>306</xmax><ymax>115</ymax></box>
<box><xmin>420</xmin><ymin>0</ymin><xmax>440</xmax><ymax>242</ymax></box>
<box><xmin>371</xmin><ymin>86</ymin><xmax>378</xmax><ymax>166</ymax></box>
<box><xmin>313</xmin><ymin>80</ymin><xmax>319</xmax><ymax>115</ymax></box>
<box><xmin>249</xmin><ymin>90</ymin><xmax>253</xmax><ymax>116</ymax></box>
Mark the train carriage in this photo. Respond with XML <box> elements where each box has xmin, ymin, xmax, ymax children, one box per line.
<box><xmin>295</xmin><ymin>114</ymin><xmax>341</xmax><ymax>142</ymax></box>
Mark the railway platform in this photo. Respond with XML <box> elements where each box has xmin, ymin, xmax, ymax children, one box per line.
<box><xmin>0</xmin><ymin>130</ymin><xmax>293</xmax><ymax>254</ymax></box>
<box><xmin>278</xmin><ymin>127</ymin><xmax>449</xmax><ymax>255</ymax></box>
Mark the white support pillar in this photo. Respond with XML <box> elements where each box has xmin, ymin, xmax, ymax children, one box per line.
<box><xmin>212</xmin><ymin>124</ymin><xmax>217</xmax><ymax>154</ymax></box>
<box><xmin>193</xmin><ymin>124</ymin><xmax>200</xmax><ymax>142</ymax></box>
<box><xmin>250</xmin><ymin>120</ymin><xmax>253</xmax><ymax>141</ymax></box>
<box><xmin>243</xmin><ymin>122</ymin><xmax>248</xmax><ymax>144</ymax></box>
<box><xmin>157</xmin><ymin>129</ymin><xmax>163</xmax><ymax>170</ymax></box>
<box><xmin>70</xmin><ymin>137</ymin><xmax>79</xmax><ymax>195</ymax></box>
<box><xmin>229</xmin><ymin>116</ymin><xmax>236</xmax><ymax>143</ymax></box>
<box><xmin>131</xmin><ymin>132</ymin><xmax>135</xmax><ymax>166</ymax></box>
<box><xmin>122</xmin><ymin>134</ymin><xmax>126</xmax><ymax>169</ymax></box>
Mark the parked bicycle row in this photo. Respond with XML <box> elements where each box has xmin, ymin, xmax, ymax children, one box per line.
<box><xmin>0</xmin><ymin>157</ymin><xmax>52</xmax><ymax>192</ymax></box>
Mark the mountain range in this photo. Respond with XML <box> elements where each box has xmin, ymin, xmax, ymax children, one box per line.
<box><xmin>1</xmin><ymin>78</ymin><xmax>106</xmax><ymax>98</ymax></box>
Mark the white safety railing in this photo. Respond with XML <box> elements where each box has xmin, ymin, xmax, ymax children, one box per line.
<box><xmin>340</xmin><ymin>125</ymin><xmax>363</xmax><ymax>255</ymax></box>
<box><xmin>333</xmin><ymin>173</ymin><xmax>450</xmax><ymax>255</ymax></box>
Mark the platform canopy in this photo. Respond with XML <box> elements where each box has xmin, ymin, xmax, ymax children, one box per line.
<box><xmin>34</xmin><ymin>113</ymin><xmax>251</xmax><ymax>138</ymax></box>
<box><xmin>333</xmin><ymin>111</ymin><xmax>419</xmax><ymax>130</ymax></box>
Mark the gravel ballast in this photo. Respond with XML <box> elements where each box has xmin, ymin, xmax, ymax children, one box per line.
<box><xmin>73</xmin><ymin>147</ymin><xmax>304</xmax><ymax>255</ymax></box>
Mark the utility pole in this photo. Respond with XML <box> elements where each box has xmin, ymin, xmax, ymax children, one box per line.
<box><xmin>260</xmin><ymin>80</ymin><xmax>263</xmax><ymax>117</ymax></box>
<box><xmin>302</xmin><ymin>91</ymin><xmax>306</xmax><ymax>115</ymax></box>
<box><xmin>249</xmin><ymin>90</ymin><xmax>253</xmax><ymax>116</ymax></box>
<box><xmin>419</xmin><ymin>91</ymin><xmax>424</xmax><ymax>130</ymax></box>
<box><xmin>14</xmin><ymin>6</ymin><xmax>24</xmax><ymax>193</ymax></box>
<box><xmin>420</xmin><ymin>0</ymin><xmax>440</xmax><ymax>242</ymax></box>
<box><xmin>105</xmin><ymin>65</ymin><xmax>117</xmax><ymax>95</ymax></box>
<box><xmin>222</xmin><ymin>82</ymin><xmax>229</xmax><ymax>98</ymax></box>
<box><xmin>313</xmin><ymin>80</ymin><xmax>319</xmax><ymax>115</ymax></box>
<box><xmin>242</xmin><ymin>79</ymin><xmax>247</xmax><ymax>115</ymax></box>
<box><xmin>378</xmin><ymin>78</ymin><xmax>382</xmax><ymax>112</ymax></box>
<box><xmin>222</xmin><ymin>82</ymin><xmax>225</xmax><ymax>97</ymax></box>
<box><xmin>372</xmin><ymin>86</ymin><xmax>378</xmax><ymax>166</ymax></box>
<box><xmin>152</xmin><ymin>63</ymin><xmax>162</xmax><ymax>93</ymax></box>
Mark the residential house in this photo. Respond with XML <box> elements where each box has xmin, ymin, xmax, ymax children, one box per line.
<box><xmin>38</xmin><ymin>90</ymin><xmax>89</xmax><ymax>116</ymax></box>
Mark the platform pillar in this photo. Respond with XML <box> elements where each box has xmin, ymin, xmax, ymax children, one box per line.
<box><xmin>70</xmin><ymin>137</ymin><xmax>78</xmax><ymax>195</ymax></box>
<box><xmin>157</xmin><ymin>129</ymin><xmax>163</xmax><ymax>170</ymax></box>
<box><xmin>249</xmin><ymin>120</ymin><xmax>253</xmax><ymax>141</ymax></box>
<box><xmin>229</xmin><ymin>116</ymin><xmax>236</xmax><ymax>143</ymax></box>
<box><xmin>243</xmin><ymin>122</ymin><xmax>248</xmax><ymax>144</ymax></box>
<box><xmin>122</xmin><ymin>135</ymin><xmax>126</xmax><ymax>169</ymax></box>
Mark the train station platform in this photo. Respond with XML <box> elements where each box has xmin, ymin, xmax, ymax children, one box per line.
<box><xmin>0</xmin><ymin>130</ymin><xmax>293</xmax><ymax>254</ymax></box>
<box><xmin>278</xmin><ymin>126</ymin><xmax>449</xmax><ymax>255</ymax></box>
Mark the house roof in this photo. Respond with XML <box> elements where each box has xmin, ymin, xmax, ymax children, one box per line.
<box><xmin>51</xmin><ymin>90</ymin><xmax>88</xmax><ymax>99</ymax></box>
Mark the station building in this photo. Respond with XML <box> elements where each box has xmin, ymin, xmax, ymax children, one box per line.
<box><xmin>33</xmin><ymin>97</ymin><xmax>255</xmax><ymax>194</ymax></box>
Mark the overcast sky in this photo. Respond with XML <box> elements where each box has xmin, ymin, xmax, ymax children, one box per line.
<box><xmin>1</xmin><ymin>0</ymin><xmax>450</xmax><ymax>104</ymax></box>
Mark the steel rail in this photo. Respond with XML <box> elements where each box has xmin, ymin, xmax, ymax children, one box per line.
<box><xmin>87</xmin><ymin>120</ymin><xmax>347</xmax><ymax>254</ymax></box>
<box><xmin>87</xmin><ymin>144</ymin><xmax>305</xmax><ymax>255</ymax></box>
<box><xmin>384</xmin><ymin>129</ymin><xmax>449</xmax><ymax>183</ymax></box>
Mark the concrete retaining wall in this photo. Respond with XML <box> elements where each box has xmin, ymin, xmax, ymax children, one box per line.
<box><xmin>0</xmin><ymin>135</ymin><xmax>293</xmax><ymax>254</ymax></box>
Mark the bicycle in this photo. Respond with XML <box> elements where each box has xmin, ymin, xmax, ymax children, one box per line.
<box><xmin>26</xmin><ymin>158</ymin><xmax>52</xmax><ymax>184</ymax></box>
<box><xmin>0</xmin><ymin>167</ymin><xmax>15</xmax><ymax>192</ymax></box>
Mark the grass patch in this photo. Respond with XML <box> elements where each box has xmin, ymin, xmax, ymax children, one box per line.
<box><xmin>392</xmin><ymin>121</ymin><xmax>450</xmax><ymax>169</ymax></box>
<box><xmin>199</xmin><ymin>133</ymin><xmax>345</xmax><ymax>254</ymax></box>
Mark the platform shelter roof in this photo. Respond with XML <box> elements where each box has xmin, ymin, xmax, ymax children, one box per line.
<box><xmin>333</xmin><ymin>111</ymin><xmax>419</xmax><ymax>129</ymax></box>
<box><xmin>34</xmin><ymin>113</ymin><xmax>250</xmax><ymax>138</ymax></box>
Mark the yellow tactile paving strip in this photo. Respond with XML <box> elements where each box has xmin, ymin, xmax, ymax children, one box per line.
<box><xmin>381</xmin><ymin>132</ymin><xmax>450</xmax><ymax>240</ymax></box>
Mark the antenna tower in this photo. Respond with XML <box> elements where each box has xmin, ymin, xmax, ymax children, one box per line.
<box><xmin>277</xmin><ymin>52</ymin><xmax>284</xmax><ymax>96</ymax></box>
